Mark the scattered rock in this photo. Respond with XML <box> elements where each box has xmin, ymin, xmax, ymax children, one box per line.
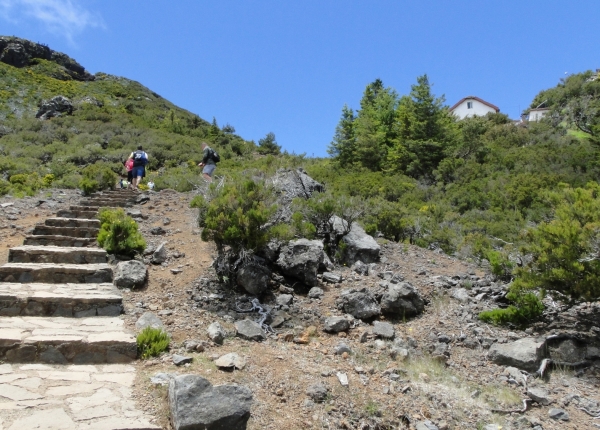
<box><xmin>340</xmin><ymin>223</ymin><xmax>380</xmax><ymax>265</ymax></box>
<box><xmin>276</xmin><ymin>294</ymin><xmax>293</xmax><ymax>306</ymax></box>
<box><xmin>269</xmin><ymin>168</ymin><xmax>324</xmax><ymax>222</ymax></box>
<box><xmin>334</xmin><ymin>343</ymin><xmax>352</xmax><ymax>355</ymax></box>
<box><xmin>373</xmin><ymin>321</ymin><xmax>395</xmax><ymax>339</ymax></box>
<box><xmin>306</xmin><ymin>383</ymin><xmax>329</xmax><ymax>403</ymax></box>
<box><xmin>151</xmin><ymin>226</ymin><xmax>166</xmax><ymax>235</ymax></box>
<box><xmin>215</xmin><ymin>353</ymin><xmax>246</xmax><ymax>370</ymax></box>
<box><xmin>415</xmin><ymin>421</ymin><xmax>439</xmax><ymax>430</ymax></box>
<box><xmin>36</xmin><ymin>95</ymin><xmax>73</xmax><ymax>119</ymax></box>
<box><xmin>548</xmin><ymin>408</ymin><xmax>569</xmax><ymax>421</ymax></box>
<box><xmin>236</xmin><ymin>263</ymin><xmax>271</xmax><ymax>295</ymax></box>
<box><xmin>352</xmin><ymin>260</ymin><xmax>370</xmax><ymax>276</ymax></box>
<box><xmin>338</xmin><ymin>289</ymin><xmax>381</xmax><ymax>320</ymax></box>
<box><xmin>150</xmin><ymin>372</ymin><xmax>175</xmax><ymax>386</ymax></box>
<box><xmin>235</xmin><ymin>319</ymin><xmax>266</xmax><ymax>341</ymax></box>
<box><xmin>323</xmin><ymin>316</ymin><xmax>350</xmax><ymax>333</ymax></box>
<box><xmin>336</xmin><ymin>372</ymin><xmax>349</xmax><ymax>387</ymax></box>
<box><xmin>173</xmin><ymin>354</ymin><xmax>192</xmax><ymax>366</ymax></box>
<box><xmin>276</xmin><ymin>239</ymin><xmax>324</xmax><ymax>286</ymax></box>
<box><xmin>489</xmin><ymin>338</ymin><xmax>547</xmax><ymax>371</ymax></box>
<box><xmin>152</xmin><ymin>242</ymin><xmax>168</xmax><ymax>264</ymax></box>
<box><xmin>451</xmin><ymin>288</ymin><xmax>470</xmax><ymax>303</ymax></box>
<box><xmin>308</xmin><ymin>287</ymin><xmax>324</xmax><ymax>299</ymax></box>
<box><xmin>207</xmin><ymin>322</ymin><xmax>226</xmax><ymax>345</ymax></box>
<box><xmin>322</xmin><ymin>272</ymin><xmax>342</xmax><ymax>283</ymax></box>
<box><xmin>169</xmin><ymin>374</ymin><xmax>253</xmax><ymax>430</ymax></box>
<box><xmin>135</xmin><ymin>312</ymin><xmax>164</xmax><ymax>331</ymax></box>
<box><xmin>380</xmin><ymin>282</ymin><xmax>424</xmax><ymax>317</ymax></box>
<box><xmin>527</xmin><ymin>387</ymin><xmax>551</xmax><ymax>405</ymax></box>
<box><xmin>113</xmin><ymin>260</ymin><xmax>148</xmax><ymax>288</ymax></box>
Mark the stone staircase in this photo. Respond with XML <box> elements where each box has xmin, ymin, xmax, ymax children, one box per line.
<box><xmin>0</xmin><ymin>190</ymin><xmax>159</xmax><ymax>429</ymax></box>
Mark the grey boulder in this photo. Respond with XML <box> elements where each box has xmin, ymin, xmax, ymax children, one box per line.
<box><xmin>323</xmin><ymin>316</ymin><xmax>350</xmax><ymax>333</ymax></box>
<box><xmin>135</xmin><ymin>312</ymin><xmax>164</xmax><ymax>331</ymax></box>
<box><xmin>113</xmin><ymin>260</ymin><xmax>147</xmax><ymax>288</ymax></box>
<box><xmin>339</xmin><ymin>289</ymin><xmax>380</xmax><ymax>320</ymax></box>
<box><xmin>236</xmin><ymin>263</ymin><xmax>271</xmax><ymax>295</ymax></box>
<box><xmin>235</xmin><ymin>319</ymin><xmax>266</xmax><ymax>342</ymax></box>
<box><xmin>36</xmin><ymin>95</ymin><xmax>73</xmax><ymax>120</ymax></box>
<box><xmin>207</xmin><ymin>322</ymin><xmax>226</xmax><ymax>345</ymax></box>
<box><xmin>380</xmin><ymin>282</ymin><xmax>424</xmax><ymax>317</ymax></box>
<box><xmin>341</xmin><ymin>223</ymin><xmax>380</xmax><ymax>265</ymax></box>
<box><xmin>276</xmin><ymin>239</ymin><xmax>324</xmax><ymax>286</ymax></box>
<box><xmin>169</xmin><ymin>374</ymin><xmax>253</xmax><ymax>430</ymax></box>
<box><xmin>373</xmin><ymin>321</ymin><xmax>395</xmax><ymax>339</ymax></box>
<box><xmin>306</xmin><ymin>383</ymin><xmax>329</xmax><ymax>403</ymax></box>
<box><xmin>489</xmin><ymin>338</ymin><xmax>547</xmax><ymax>371</ymax></box>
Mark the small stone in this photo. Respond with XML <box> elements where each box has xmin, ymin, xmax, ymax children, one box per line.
<box><xmin>527</xmin><ymin>387</ymin><xmax>551</xmax><ymax>405</ymax></box>
<box><xmin>172</xmin><ymin>354</ymin><xmax>192</xmax><ymax>366</ymax></box>
<box><xmin>235</xmin><ymin>319</ymin><xmax>266</xmax><ymax>342</ymax></box>
<box><xmin>207</xmin><ymin>322</ymin><xmax>226</xmax><ymax>344</ymax></box>
<box><xmin>322</xmin><ymin>272</ymin><xmax>342</xmax><ymax>283</ymax></box>
<box><xmin>306</xmin><ymin>383</ymin><xmax>328</xmax><ymax>403</ymax></box>
<box><xmin>276</xmin><ymin>294</ymin><xmax>293</xmax><ymax>306</ymax></box>
<box><xmin>336</xmin><ymin>372</ymin><xmax>348</xmax><ymax>386</ymax></box>
<box><xmin>215</xmin><ymin>353</ymin><xmax>246</xmax><ymax>370</ymax></box>
<box><xmin>438</xmin><ymin>334</ymin><xmax>451</xmax><ymax>343</ymax></box>
<box><xmin>323</xmin><ymin>316</ymin><xmax>349</xmax><ymax>333</ymax></box>
<box><xmin>150</xmin><ymin>372</ymin><xmax>175</xmax><ymax>386</ymax></box>
<box><xmin>151</xmin><ymin>226</ymin><xmax>166</xmax><ymax>235</ymax></box>
<box><xmin>373</xmin><ymin>321</ymin><xmax>395</xmax><ymax>339</ymax></box>
<box><xmin>135</xmin><ymin>312</ymin><xmax>164</xmax><ymax>331</ymax></box>
<box><xmin>548</xmin><ymin>408</ymin><xmax>569</xmax><ymax>421</ymax></box>
<box><xmin>415</xmin><ymin>421</ymin><xmax>439</xmax><ymax>430</ymax></box>
<box><xmin>308</xmin><ymin>287</ymin><xmax>324</xmax><ymax>298</ymax></box>
<box><xmin>334</xmin><ymin>343</ymin><xmax>352</xmax><ymax>355</ymax></box>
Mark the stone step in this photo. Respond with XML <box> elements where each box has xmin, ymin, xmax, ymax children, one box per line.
<box><xmin>0</xmin><ymin>363</ymin><xmax>159</xmax><ymax>429</ymax></box>
<box><xmin>45</xmin><ymin>217</ymin><xmax>100</xmax><ymax>228</ymax></box>
<box><xmin>0</xmin><ymin>316</ymin><xmax>136</xmax><ymax>363</ymax></box>
<box><xmin>56</xmin><ymin>209</ymin><xmax>98</xmax><ymax>219</ymax></box>
<box><xmin>80</xmin><ymin>200</ymin><xmax>132</xmax><ymax>208</ymax></box>
<box><xmin>70</xmin><ymin>205</ymin><xmax>101</xmax><ymax>212</ymax></box>
<box><xmin>0</xmin><ymin>263</ymin><xmax>112</xmax><ymax>284</ymax></box>
<box><xmin>32</xmin><ymin>225</ymin><xmax>99</xmax><ymax>238</ymax></box>
<box><xmin>24</xmin><ymin>235</ymin><xmax>97</xmax><ymax>248</ymax></box>
<box><xmin>0</xmin><ymin>282</ymin><xmax>122</xmax><ymax>317</ymax></box>
<box><xmin>9</xmin><ymin>246</ymin><xmax>107</xmax><ymax>264</ymax></box>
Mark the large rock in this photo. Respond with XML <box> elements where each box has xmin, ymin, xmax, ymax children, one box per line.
<box><xmin>380</xmin><ymin>282</ymin><xmax>425</xmax><ymax>317</ymax></box>
<box><xmin>236</xmin><ymin>263</ymin><xmax>270</xmax><ymax>295</ymax></box>
<box><xmin>323</xmin><ymin>316</ymin><xmax>350</xmax><ymax>333</ymax></box>
<box><xmin>338</xmin><ymin>289</ymin><xmax>380</xmax><ymax>320</ymax></box>
<box><xmin>276</xmin><ymin>239</ymin><xmax>324</xmax><ymax>286</ymax></box>
<box><xmin>269</xmin><ymin>168</ymin><xmax>324</xmax><ymax>223</ymax></box>
<box><xmin>207</xmin><ymin>322</ymin><xmax>226</xmax><ymax>344</ymax></box>
<box><xmin>341</xmin><ymin>223</ymin><xmax>380</xmax><ymax>265</ymax></box>
<box><xmin>373</xmin><ymin>321</ymin><xmax>395</xmax><ymax>339</ymax></box>
<box><xmin>113</xmin><ymin>260</ymin><xmax>148</xmax><ymax>288</ymax></box>
<box><xmin>36</xmin><ymin>95</ymin><xmax>74</xmax><ymax>120</ymax></box>
<box><xmin>489</xmin><ymin>338</ymin><xmax>547</xmax><ymax>371</ymax></box>
<box><xmin>235</xmin><ymin>319</ymin><xmax>266</xmax><ymax>342</ymax></box>
<box><xmin>136</xmin><ymin>312</ymin><xmax>164</xmax><ymax>331</ymax></box>
<box><xmin>169</xmin><ymin>374</ymin><xmax>253</xmax><ymax>430</ymax></box>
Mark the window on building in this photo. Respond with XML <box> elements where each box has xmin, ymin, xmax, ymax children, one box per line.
<box><xmin>467</xmin><ymin>101</ymin><xmax>473</xmax><ymax>109</ymax></box>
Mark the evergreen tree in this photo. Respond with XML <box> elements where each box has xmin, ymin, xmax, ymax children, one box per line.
<box><xmin>327</xmin><ymin>105</ymin><xmax>356</xmax><ymax>167</ymax></box>
<box><xmin>258</xmin><ymin>132</ymin><xmax>281</xmax><ymax>155</ymax></box>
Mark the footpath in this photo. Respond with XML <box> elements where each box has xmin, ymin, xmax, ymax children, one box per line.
<box><xmin>0</xmin><ymin>190</ymin><xmax>159</xmax><ymax>429</ymax></box>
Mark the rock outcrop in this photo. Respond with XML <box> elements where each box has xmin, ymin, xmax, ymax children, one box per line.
<box><xmin>276</xmin><ymin>239</ymin><xmax>324</xmax><ymax>286</ymax></box>
<box><xmin>269</xmin><ymin>168</ymin><xmax>324</xmax><ymax>223</ymax></box>
<box><xmin>380</xmin><ymin>282</ymin><xmax>425</xmax><ymax>317</ymax></box>
<box><xmin>36</xmin><ymin>95</ymin><xmax>74</xmax><ymax>120</ymax></box>
<box><xmin>341</xmin><ymin>223</ymin><xmax>380</xmax><ymax>265</ymax></box>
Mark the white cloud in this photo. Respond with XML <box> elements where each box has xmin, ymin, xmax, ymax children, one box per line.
<box><xmin>0</xmin><ymin>0</ymin><xmax>104</xmax><ymax>42</ymax></box>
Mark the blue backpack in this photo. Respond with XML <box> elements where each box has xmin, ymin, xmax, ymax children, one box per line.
<box><xmin>133</xmin><ymin>150</ymin><xmax>148</xmax><ymax>167</ymax></box>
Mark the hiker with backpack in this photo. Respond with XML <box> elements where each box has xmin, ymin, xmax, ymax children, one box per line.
<box><xmin>127</xmin><ymin>145</ymin><xmax>149</xmax><ymax>190</ymax></box>
<box><xmin>197</xmin><ymin>142</ymin><xmax>219</xmax><ymax>182</ymax></box>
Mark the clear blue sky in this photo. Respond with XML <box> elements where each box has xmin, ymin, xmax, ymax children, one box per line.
<box><xmin>1</xmin><ymin>1</ymin><xmax>598</xmax><ymax>156</ymax></box>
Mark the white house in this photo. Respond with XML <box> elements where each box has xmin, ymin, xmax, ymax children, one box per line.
<box><xmin>450</xmin><ymin>96</ymin><xmax>500</xmax><ymax>119</ymax></box>
<box><xmin>528</xmin><ymin>108</ymin><xmax>550</xmax><ymax>122</ymax></box>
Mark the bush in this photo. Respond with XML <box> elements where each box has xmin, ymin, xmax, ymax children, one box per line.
<box><xmin>136</xmin><ymin>327</ymin><xmax>170</xmax><ymax>359</ymax></box>
<box><xmin>479</xmin><ymin>289</ymin><xmax>544</xmax><ymax>326</ymax></box>
<box><xmin>97</xmin><ymin>208</ymin><xmax>146</xmax><ymax>256</ymax></box>
<box><xmin>79</xmin><ymin>163</ymin><xmax>117</xmax><ymax>195</ymax></box>
<box><xmin>190</xmin><ymin>194</ymin><xmax>209</xmax><ymax>227</ymax></box>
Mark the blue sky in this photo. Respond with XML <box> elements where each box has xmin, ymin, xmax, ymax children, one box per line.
<box><xmin>1</xmin><ymin>1</ymin><xmax>599</xmax><ymax>156</ymax></box>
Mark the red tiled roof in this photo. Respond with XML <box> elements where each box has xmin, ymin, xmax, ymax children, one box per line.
<box><xmin>449</xmin><ymin>96</ymin><xmax>500</xmax><ymax>112</ymax></box>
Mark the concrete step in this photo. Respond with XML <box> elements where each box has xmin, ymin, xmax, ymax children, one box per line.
<box><xmin>56</xmin><ymin>209</ymin><xmax>98</xmax><ymax>219</ymax></box>
<box><xmin>32</xmin><ymin>225</ymin><xmax>99</xmax><ymax>238</ymax></box>
<box><xmin>80</xmin><ymin>200</ymin><xmax>132</xmax><ymax>208</ymax></box>
<box><xmin>0</xmin><ymin>282</ymin><xmax>122</xmax><ymax>317</ymax></box>
<box><xmin>0</xmin><ymin>263</ymin><xmax>112</xmax><ymax>284</ymax></box>
<box><xmin>9</xmin><ymin>246</ymin><xmax>107</xmax><ymax>264</ymax></box>
<box><xmin>0</xmin><ymin>363</ymin><xmax>159</xmax><ymax>429</ymax></box>
<box><xmin>45</xmin><ymin>217</ymin><xmax>100</xmax><ymax>228</ymax></box>
<box><xmin>24</xmin><ymin>235</ymin><xmax>97</xmax><ymax>248</ymax></box>
<box><xmin>0</xmin><ymin>316</ymin><xmax>136</xmax><ymax>363</ymax></box>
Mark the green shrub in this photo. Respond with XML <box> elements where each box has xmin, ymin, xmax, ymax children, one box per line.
<box><xmin>136</xmin><ymin>327</ymin><xmax>170</xmax><ymax>359</ymax></box>
<box><xmin>0</xmin><ymin>179</ymin><xmax>9</xmax><ymax>196</ymax></box>
<box><xmin>79</xmin><ymin>163</ymin><xmax>117</xmax><ymax>195</ymax></box>
<box><xmin>97</xmin><ymin>208</ymin><xmax>146</xmax><ymax>256</ymax></box>
<box><xmin>479</xmin><ymin>289</ymin><xmax>544</xmax><ymax>326</ymax></box>
<box><xmin>486</xmin><ymin>250</ymin><xmax>514</xmax><ymax>281</ymax></box>
<box><xmin>190</xmin><ymin>194</ymin><xmax>209</xmax><ymax>227</ymax></box>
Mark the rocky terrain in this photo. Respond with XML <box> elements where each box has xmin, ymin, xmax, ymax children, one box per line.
<box><xmin>1</xmin><ymin>184</ymin><xmax>599</xmax><ymax>430</ymax></box>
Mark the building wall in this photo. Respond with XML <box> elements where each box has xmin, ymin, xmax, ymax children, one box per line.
<box><xmin>451</xmin><ymin>99</ymin><xmax>497</xmax><ymax>119</ymax></box>
<box><xmin>529</xmin><ymin>109</ymin><xmax>549</xmax><ymax>122</ymax></box>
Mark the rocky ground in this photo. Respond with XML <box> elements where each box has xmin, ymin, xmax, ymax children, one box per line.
<box><xmin>1</xmin><ymin>188</ymin><xmax>599</xmax><ymax>430</ymax></box>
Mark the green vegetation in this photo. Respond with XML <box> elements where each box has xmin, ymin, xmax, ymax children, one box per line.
<box><xmin>136</xmin><ymin>327</ymin><xmax>170</xmax><ymax>359</ymax></box>
<box><xmin>79</xmin><ymin>163</ymin><xmax>118</xmax><ymax>195</ymax></box>
<box><xmin>97</xmin><ymin>208</ymin><xmax>146</xmax><ymax>256</ymax></box>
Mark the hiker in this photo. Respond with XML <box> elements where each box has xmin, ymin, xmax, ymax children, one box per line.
<box><xmin>124</xmin><ymin>158</ymin><xmax>134</xmax><ymax>189</ymax></box>
<box><xmin>197</xmin><ymin>142</ymin><xmax>219</xmax><ymax>182</ymax></box>
<box><xmin>127</xmin><ymin>145</ymin><xmax>149</xmax><ymax>190</ymax></box>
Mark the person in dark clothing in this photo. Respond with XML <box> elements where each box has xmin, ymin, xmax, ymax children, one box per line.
<box><xmin>197</xmin><ymin>142</ymin><xmax>216</xmax><ymax>182</ymax></box>
<box><xmin>127</xmin><ymin>145</ymin><xmax>149</xmax><ymax>189</ymax></box>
